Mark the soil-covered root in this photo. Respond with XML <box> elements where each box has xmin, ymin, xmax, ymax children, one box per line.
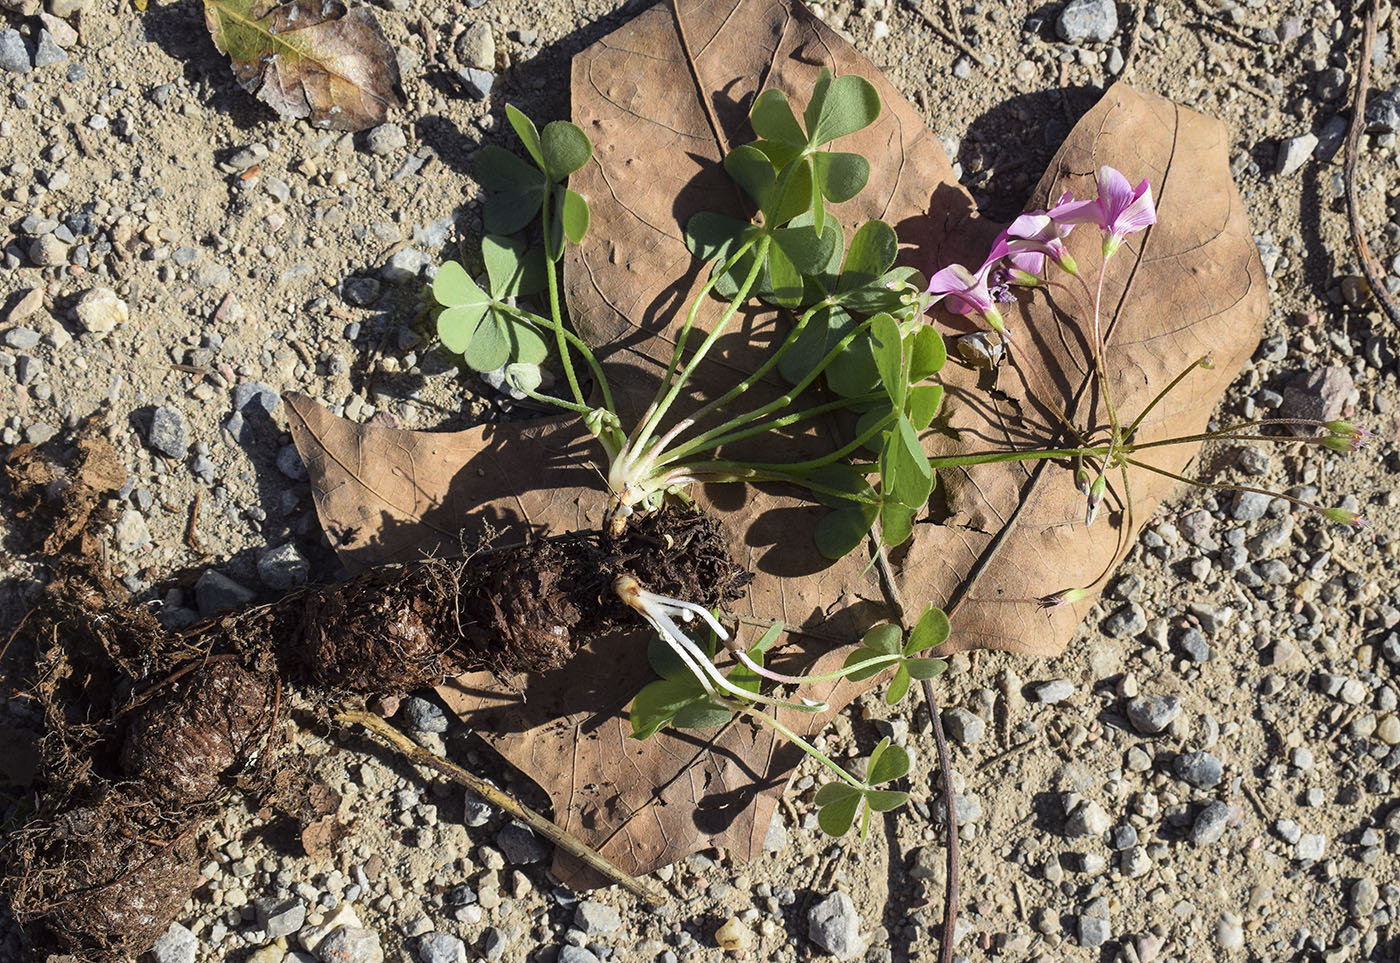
<box><xmin>3</xmin><ymin>790</ymin><xmax>203</xmax><ymax>962</ymax></box>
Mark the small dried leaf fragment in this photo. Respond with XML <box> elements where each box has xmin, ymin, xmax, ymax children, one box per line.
<box><xmin>202</xmin><ymin>0</ymin><xmax>403</xmax><ymax>131</ymax></box>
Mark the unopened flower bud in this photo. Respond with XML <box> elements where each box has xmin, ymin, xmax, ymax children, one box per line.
<box><xmin>983</xmin><ymin>306</ymin><xmax>1006</xmax><ymax>333</ymax></box>
<box><xmin>1008</xmin><ymin>268</ymin><xmax>1041</xmax><ymax>287</ymax></box>
<box><xmin>1074</xmin><ymin>466</ymin><xmax>1091</xmax><ymax>495</ymax></box>
<box><xmin>1322</xmin><ymin>507</ymin><xmax>1368</xmax><ymax>528</ymax></box>
<box><xmin>1085</xmin><ymin>473</ymin><xmax>1107</xmax><ymax>526</ymax></box>
<box><xmin>1038</xmin><ymin>587</ymin><xmax>1089</xmax><ymax>609</ymax></box>
<box><xmin>1321</xmin><ymin>434</ymin><xmax>1355</xmax><ymax>452</ymax></box>
<box><xmin>1055</xmin><ymin>250</ymin><xmax>1078</xmax><ymax>276</ymax></box>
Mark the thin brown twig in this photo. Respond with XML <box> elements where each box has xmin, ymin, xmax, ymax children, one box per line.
<box><xmin>1345</xmin><ymin>0</ymin><xmax>1400</xmax><ymax>328</ymax></box>
<box><xmin>1187</xmin><ymin>0</ymin><xmax>1261</xmax><ymax>48</ymax></box>
<box><xmin>900</xmin><ymin>0</ymin><xmax>992</xmax><ymax>68</ymax></box>
<box><xmin>336</xmin><ymin>709</ymin><xmax>668</xmax><ymax>904</ymax></box>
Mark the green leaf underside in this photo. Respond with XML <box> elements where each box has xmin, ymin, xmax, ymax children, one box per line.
<box><xmin>475</xmin><ymin>146</ymin><xmax>547</xmax><ymax>234</ymax></box>
<box><xmin>862</xmin><ymin>623</ymin><xmax>902</xmax><ymax>655</ymax></box>
<box><xmin>865</xmin><ymin>789</ymin><xmax>909</xmax><ymax>812</ymax></box>
<box><xmin>884</xmin><ymin>665</ymin><xmax>911</xmax><ymax>705</ymax></box>
<box><xmin>907</xmin><ymin>384</ymin><xmax>944</xmax><ymax>431</ymax></box>
<box><xmin>724</xmin><ymin>144</ymin><xmax>776</xmax><ymax>209</ymax></box>
<box><xmin>686</xmin><ymin>212</ymin><xmax>753</xmax><ymax>263</ymax></box>
<box><xmin>880</xmin><ymin>501</ymin><xmax>915</xmax><ymax>546</ymax></box>
<box><xmin>868</xmin><ymin>740</ymin><xmax>910</xmax><ymax>784</ymax></box>
<box><xmin>816</xmin><ymin>787</ymin><xmax>861</xmax><ymax>837</ymax></box>
<box><xmin>841</xmin><ymin>220</ymin><xmax>897</xmax><ymax>287</ymax></box>
<box><xmin>826</xmin><ymin>335</ymin><xmax>879</xmax><ymax>397</ymax></box>
<box><xmin>561</xmin><ymin>188</ymin><xmax>590</xmax><ymax>244</ymax></box>
<box><xmin>815</xmin><ymin>503</ymin><xmax>878</xmax><ymax>559</ymax></box>
<box><xmin>806</xmin><ymin>73</ymin><xmax>882</xmax><ymax>147</ymax></box>
<box><xmin>770</xmin><ymin>158</ymin><xmax>814</xmax><ymax>226</ymax></box>
<box><xmin>905</xmin><ymin>658</ymin><xmax>947</xmax><ymax>680</ymax></box>
<box><xmin>869</xmin><ymin>314</ymin><xmax>905</xmax><ymax>408</ymax></box>
<box><xmin>432</xmin><ymin>260</ymin><xmax>488</xmax><ymax>308</ymax></box>
<box><xmin>908</xmin><ymin>603</ymin><xmax>952</xmax><ymax>653</ymax></box>
<box><xmin>909</xmin><ymin>325</ymin><xmax>947</xmax><ymax>381</ymax></box>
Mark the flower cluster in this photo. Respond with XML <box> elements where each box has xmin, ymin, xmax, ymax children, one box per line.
<box><xmin>924</xmin><ymin>165</ymin><xmax>1157</xmax><ymax>332</ymax></box>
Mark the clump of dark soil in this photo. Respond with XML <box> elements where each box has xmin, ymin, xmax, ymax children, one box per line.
<box><xmin>1</xmin><ymin>435</ymin><xmax>751</xmax><ymax>962</ymax></box>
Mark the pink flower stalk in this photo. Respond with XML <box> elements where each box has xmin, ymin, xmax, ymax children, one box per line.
<box><xmin>1056</xmin><ymin>166</ymin><xmax>1157</xmax><ymax>255</ymax></box>
<box><xmin>926</xmin><ymin>258</ymin><xmax>1005</xmax><ymax>331</ymax></box>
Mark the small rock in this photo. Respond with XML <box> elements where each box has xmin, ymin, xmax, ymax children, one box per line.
<box><xmin>456</xmin><ymin>67</ymin><xmax>494</xmax><ymax>100</ymax></box>
<box><xmin>909</xmin><ymin>845</ymin><xmax>946</xmax><ymax>883</ymax></box>
<box><xmin>29</xmin><ymin>234</ymin><xmax>68</xmax><ymax>267</ymax></box>
<box><xmin>194</xmin><ymin>261</ymin><xmax>232</xmax><ymax>287</ymax></box>
<box><xmin>1295</xmin><ymin>833</ymin><xmax>1327</xmax><ymax>861</ymax></box>
<box><xmin>1216</xmin><ymin>911</ymin><xmax>1244</xmax><ymax>951</ymax></box>
<box><xmin>48</xmin><ymin>0</ymin><xmax>93</xmax><ymax>17</ymax></box>
<box><xmin>114</xmin><ymin>509</ymin><xmax>150</xmax><ymax>554</ymax></box>
<box><xmin>32</xmin><ymin>28</ymin><xmax>65</xmax><ymax>67</ymax></box>
<box><xmin>456</xmin><ymin>22</ymin><xmax>495</xmax><ymax>70</ymax></box>
<box><xmin>1056</xmin><ymin>0</ymin><xmax>1117</xmax><ymax>43</ymax></box>
<box><xmin>74</xmin><ymin>287</ymin><xmax>129</xmax><ymax>334</ymax></box>
<box><xmin>232</xmin><ymin>381</ymin><xmax>281</xmax><ymax>416</ymax></box>
<box><xmin>1351</xmin><ymin>878</ymin><xmax>1379</xmax><ymax>918</ymax></box>
<box><xmin>2</xmin><ymin>326</ymin><xmax>41</xmax><ymax>349</ymax></box>
<box><xmin>256</xmin><ymin>898</ymin><xmax>306</xmax><ymax>940</ymax></box>
<box><xmin>1066</xmin><ymin>800</ymin><xmax>1111</xmax><ymax>837</ymax></box>
<box><xmin>1276</xmin><ymin>133</ymin><xmax>1319</xmax><ymax>176</ymax></box>
<box><xmin>257</xmin><ymin>543</ymin><xmax>310</xmax><ymax>590</ymax></box>
<box><xmin>1190</xmin><ymin>801</ymin><xmax>1232</xmax><ymax>845</ymax></box>
<box><xmin>942</xmin><ymin>707</ymin><xmax>985</xmax><ymax>744</ymax></box>
<box><xmin>381</xmin><ymin>247</ymin><xmax>429</xmax><ymax>282</ymax></box>
<box><xmin>1103</xmin><ymin>602</ymin><xmax>1147</xmax><ymax>639</ymax></box>
<box><xmin>1178</xmin><ymin>628</ymin><xmax>1211</xmax><ymax>662</ymax></box>
<box><xmin>1030</xmin><ymin>679</ymin><xmax>1075</xmax><ymax>704</ymax></box>
<box><xmin>1280</xmin><ymin>366</ymin><xmax>1352</xmax><ymax>430</ymax></box>
<box><xmin>1173</xmin><ymin>751</ymin><xmax>1223</xmax><ymax>789</ymax></box>
<box><xmin>498</xmin><ymin>822</ymin><xmax>549</xmax><ymax>864</ymax></box>
<box><xmin>1126</xmin><ymin>694</ymin><xmax>1181</xmax><ymax>734</ymax></box>
<box><xmin>460</xmin><ymin>795</ymin><xmax>492</xmax><ymax>826</ymax></box>
<box><xmin>195</xmin><ymin>570</ymin><xmax>257</xmax><ymax>616</ymax></box>
<box><xmin>147</xmin><ymin>405</ymin><xmax>189</xmax><ymax>458</ymax></box>
<box><xmin>315</xmin><ymin>926</ymin><xmax>383</xmax><ymax>963</ymax></box>
<box><xmin>276</xmin><ymin>443</ymin><xmax>308</xmax><ymax>481</ymax></box>
<box><xmin>806</xmin><ymin>891</ymin><xmax>863</xmax><ymax>960</ymax></box>
<box><xmin>714</xmin><ymin>917</ymin><xmax>752</xmax><ymax>952</ymax></box>
<box><xmin>399</xmin><ymin>695</ymin><xmax>448</xmax><ymax>733</ymax></box>
<box><xmin>226</xmin><ymin>142</ymin><xmax>270</xmax><ymax>172</ymax></box>
<box><xmin>1077</xmin><ymin>897</ymin><xmax>1111</xmax><ymax>948</ymax></box>
<box><xmin>416</xmin><ymin>933</ymin><xmax>467</xmax><ymax>963</ymax></box>
<box><xmin>1188</xmin><ymin>602</ymin><xmax>1235</xmax><ymax>634</ymax></box>
<box><xmin>150</xmin><ymin>923</ymin><xmax>197</xmax><ymax>963</ymax></box>
<box><xmin>365</xmin><ymin>124</ymin><xmax>407</xmax><ymax>156</ymax></box>
<box><xmin>0</xmin><ymin>29</ymin><xmax>30</xmax><ymax>74</ymax></box>
<box><xmin>3</xmin><ymin>287</ymin><xmax>44</xmax><ymax>324</ymax></box>
<box><xmin>574</xmin><ymin>900</ymin><xmax>622</xmax><ymax>936</ymax></box>
<box><xmin>1366</xmin><ymin>86</ymin><xmax>1400</xmax><ymax>131</ymax></box>
<box><xmin>555</xmin><ymin>949</ymin><xmax>599</xmax><ymax>963</ymax></box>
<box><xmin>1231</xmin><ymin>489</ymin><xmax>1273</xmax><ymax>521</ymax></box>
<box><xmin>342</xmin><ymin>276</ymin><xmax>381</xmax><ymax>306</ymax></box>
<box><xmin>479</xmin><ymin>928</ymin><xmax>507</xmax><ymax>962</ymax></box>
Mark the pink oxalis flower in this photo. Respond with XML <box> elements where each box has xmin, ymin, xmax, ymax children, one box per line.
<box><xmin>1056</xmin><ymin>165</ymin><xmax>1158</xmax><ymax>255</ymax></box>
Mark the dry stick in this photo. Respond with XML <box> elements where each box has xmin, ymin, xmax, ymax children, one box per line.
<box><xmin>337</xmin><ymin>709</ymin><xmax>668</xmax><ymax>905</ymax></box>
<box><xmin>901</xmin><ymin>0</ymin><xmax>991</xmax><ymax>68</ymax></box>
<box><xmin>1345</xmin><ymin>0</ymin><xmax>1400</xmax><ymax>329</ymax></box>
<box><xmin>870</xmin><ymin>539</ymin><xmax>958</xmax><ymax>963</ymax></box>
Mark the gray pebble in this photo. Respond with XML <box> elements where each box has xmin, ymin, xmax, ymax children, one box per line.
<box><xmin>1030</xmin><ymin>679</ymin><xmax>1075</xmax><ymax>704</ymax></box>
<box><xmin>1276</xmin><ymin>133</ymin><xmax>1318</xmax><ymax>176</ymax></box>
<box><xmin>1173</xmin><ymin>751</ymin><xmax>1223</xmax><ymax>789</ymax></box>
<box><xmin>1235</xmin><ymin>445</ymin><xmax>1271</xmax><ymax>475</ymax></box>
<box><xmin>257</xmin><ymin>542</ymin><xmax>310</xmax><ymax>590</ymax></box>
<box><xmin>15</xmin><ymin>355</ymin><xmax>40</xmax><ymax>385</ymax></box>
<box><xmin>1103</xmin><ymin>602</ymin><xmax>1147</xmax><ymax>639</ymax></box>
<box><xmin>1066</xmin><ymin>799</ymin><xmax>1111</xmax><ymax>837</ymax></box>
<box><xmin>1056</xmin><ymin>0</ymin><xmax>1117</xmax><ymax>43</ymax></box>
<box><xmin>1367</xmin><ymin>86</ymin><xmax>1400</xmax><ymax>131</ymax></box>
<box><xmin>150</xmin><ymin>82</ymin><xmax>175</xmax><ymax>106</ymax></box>
<box><xmin>456</xmin><ymin>67</ymin><xmax>495</xmax><ymax>100</ymax></box>
<box><xmin>315</xmin><ymin>926</ymin><xmax>383</xmax><ymax>963</ymax></box>
<box><xmin>398</xmin><ymin>695</ymin><xmax>447</xmax><ymax>733</ymax></box>
<box><xmin>1190</xmin><ymin>801</ymin><xmax>1232</xmax><ymax>845</ymax></box>
<box><xmin>381</xmin><ymin>247</ymin><xmax>429</xmax><ymax>282</ymax></box>
<box><xmin>1108</xmin><ymin>824</ymin><xmax>1137</xmax><ymax>850</ymax></box>
<box><xmin>150</xmin><ymin>922</ymin><xmax>197</xmax><ymax>963</ymax></box>
<box><xmin>462</xmin><ymin>792</ymin><xmax>493</xmax><ymax>827</ymax></box>
<box><xmin>1126</xmin><ymin>694</ymin><xmax>1181</xmax><ymax>734</ymax></box>
<box><xmin>226</xmin><ymin>142</ymin><xmax>269</xmax><ymax>172</ymax></box>
<box><xmin>0</xmin><ymin>29</ymin><xmax>30</xmax><ymax>74</ymax></box>
<box><xmin>480</xmin><ymin>927</ymin><xmax>507</xmax><ymax>962</ymax></box>
<box><xmin>1275</xmin><ymin>818</ymin><xmax>1302</xmax><ymax>844</ymax></box>
<box><xmin>498</xmin><ymin>822</ymin><xmax>549</xmax><ymax>864</ymax></box>
<box><xmin>1231</xmin><ymin>489</ymin><xmax>1272</xmax><ymax>521</ymax></box>
<box><xmin>1279</xmin><ymin>366</ymin><xmax>1351</xmax><ymax>429</ymax></box>
<box><xmin>194</xmin><ymin>261</ymin><xmax>232</xmax><ymax>287</ymax></box>
<box><xmin>416</xmin><ymin>933</ymin><xmax>466</xmax><ymax>963</ymax></box>
<box><xmin>195</xmin><ymin>570</ymin><xmax>256</xmax><ymax>616</ymax></box>
<box><xmin>456</xmin><ymin>22</ymin><xmax>495</xmax><ymax>71</ymax></box>
<box><xmin>1077</xmin><ymin>896</ymin><xmax>1111</xmax><ymax>948</ymax></box>
<box><xmin>33</xmin><ymin>29</ymin><xmax>65</xmax><ymax>67</ymax></box>
<box><xmin>29</xmin><ymin>234</ymin><xmax>68</xmax><ymax>266</ymax></box>
<box><xmin>365</xmin><ymin>123</ymin><xmax>407</xmax><ymax>156</ymax></box>
<box><xmin>255</xmin><ymin>897</ymin><xmax>306</xmax><ymax>940</ymax></box>
<box><xmin>1351</xmin><ymin>878</ymin><xmax>1379</xmax><ymax>918</ymax></box>
<box><xmin>148</xmin><ymin>405</ymin><xmax>189</xmax><ymax>458</ymax></box>
<box><xmin>941</xmin><ymin>707</ymin><xmax>985</xmax><ymax>744</ymax></box>
<box><xmin>556</xmin><ymin>948</ymin><xmax>600</xmax><ymax>963</ymax></box>
<box><xmin>1178</xmin><ymin>627</ymin><xmax>1211</xmax><ymax>662</ymax></box>
<box><xmin>806</xmin><ymin>890</ymin><xmax>862</xmax><ymax>960</ymax></box>
<box><xmin>1295</xmin><ymin>833</ymin><xmax>1327</xmax><ymax>861</ymax></box>
<box><xmin>343</xmin><ymin>276</ymin><xmax>382</xmax><ymax>306</ymax></box>
<box><xmin>232</xmin><ymin>381</ymin><xmax>281</xmax><ymax>415</ymax></box>
<box><xmin>276</xmin><ymin>443</ymin><xmax>308</xmax><ymax>481</ymax></box>
<box><xmin>2</xmin><ymin>327</ymin><xmax>41</xmax><ymax>350</ymax></box>
<box><xmin>574</xmin><ymin>900</ymin><xmax>622</xmax><ymax>936</ymax></box>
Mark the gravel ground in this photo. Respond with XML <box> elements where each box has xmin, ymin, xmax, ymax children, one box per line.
<box><xmin>3</xmin><ymin>0</ymin><xmax>1400</xmax><ymax>961</ymax></box>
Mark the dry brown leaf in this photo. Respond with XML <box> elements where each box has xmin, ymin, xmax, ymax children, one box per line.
<box><xmin>289</xmin><ymin>0</ymin><xmax>1263</xmax><ymax>882</ymax></box>
<box><xmin>202</xmin><ymin>0</ymin><xmax>403</xmax><ymax>131</ymax></box>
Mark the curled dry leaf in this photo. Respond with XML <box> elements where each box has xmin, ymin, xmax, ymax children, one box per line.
<box><xmin>289</xmin><ymin>0</ymin><xmax>1263</xmax><ymax>882</ymax></box>
<box><xmin>202</xmin><ymin>0</ymin><xmax>403</xmax><ymax>131</ymax></box>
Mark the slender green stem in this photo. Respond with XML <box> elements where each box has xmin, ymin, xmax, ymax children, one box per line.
<box><xmin>658</xmin><ymin>392</ymin><xmax>886</xmax><ymax>466</ymax></box>
<box><xmin>1131</xmin><ymin>432</ymin><xmax>1330</xmax><ymax>452</ymax></box>
<box><xmin>630</xmin><ymin>237</ymin><xmax>770</xmax><ymax>458</ymax></box>
<box><xmin>515</xmin><ymin>385</ymin><xmax>594</xmax><ymax>416</ymax></box>
<box><xmin>736</xmin><ymin>704</ymin><xmax>865</xmax><ymax>790</ymax></box>
<box><xmin>679</xmin><ymin>412</ymin><xmax>895</xmax><ymax>477</ymax></box>
<box><xmin>926</xmin><ymin>446</ymin><xmax>1107</xmax><ymax>469</ymax></box>
<box><xmin>1124</xmin><ymin>457</ymin><xmax>1329</xmax><ymax>514</ymax></box>
<box><xmin>1090</xmin><ymin>260</ymin><xmax>1122</xmax><ymax>444</ymax></box>
<box><xmin>1123</xmin><ymin>354</ymin><xmax>1211</xmax><ymax>441</ymax></box>
<box><xmin>541</xmin><ymin>191</ymin><xmax>586</xmax><ymax>409</ymax></box>
<box><xmin>499</xmin><ymin>304</ymin><xmax>617</xmax><ymax>417</ymax></box>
